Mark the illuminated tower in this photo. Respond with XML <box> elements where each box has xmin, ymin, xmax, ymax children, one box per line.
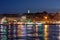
<box><xmin>28</xmin><ymin>9</ymin><xmax>30</xmax><ymax>14</ymax></box>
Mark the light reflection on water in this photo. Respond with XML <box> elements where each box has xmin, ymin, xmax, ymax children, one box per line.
<box><xmin>48</xmin><ymin>25</ymin><xmax>59</xmax><ymax>40</ymax></box>
<box><xmin>0</xmin><ymin>24</ymin><xmax>60</xmax><ymax>40</ymax></box>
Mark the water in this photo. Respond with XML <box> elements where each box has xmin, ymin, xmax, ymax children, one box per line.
<box><xmin>0</xmin><ymin>25</ymin><xmax>7</xmax><ymax>40</ymax></box>
<box><xmin>48</xmin><ymin>24</ymin><xmax>59</xmax><ymax>40</ymax></box>
<box><xmin>26</xmin><ymin>22</ymin><xmax>35</xmax><ymax>40</ymax></box>
<box><xmin>0</xmin><ymin>23</ymin><xmax>60</xmax><ymax>40</ymax></box>
<box><xmin>37</xmin><ymin>23</ymin><xmax>44</xmax><ymax>40</ymax></box>
<box><xmin>17</xmin><ymin>22</ymin><xmax>27</xmax><ymax>40</ymax></box>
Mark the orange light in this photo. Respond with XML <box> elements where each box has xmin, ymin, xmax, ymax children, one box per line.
<box><xmin>44</xmin><ymin>16</ymin><xmax>48</xmax><ymax>19</ymax></box>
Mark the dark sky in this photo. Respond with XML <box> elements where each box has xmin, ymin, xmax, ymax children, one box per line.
<box><xmin>0</xmin><ymin>0</ymin><xmax>60</xmax><ymax>13</ymax></box>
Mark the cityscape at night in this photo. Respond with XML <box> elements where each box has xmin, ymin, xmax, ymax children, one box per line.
<box><xmin>0</xmin><ymin>11</ymin><xmax>60</xmax><ymax>40</ymax></box>
<box><xmin>0</xmin><ymin>0</ymin><xmax>60</xmax><ymax>40</ymax></box>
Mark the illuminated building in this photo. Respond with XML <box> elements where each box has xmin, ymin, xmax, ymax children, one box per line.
<box><xmin>28</xmin><ymin>9</ymin><xmax>30</xmax><ymax>14</ymax></box>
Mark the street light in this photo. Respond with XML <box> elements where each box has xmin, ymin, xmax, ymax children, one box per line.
<box><xmin>44</xmin><ymin>16</ymin><xmax>48</xmax><ymax>20</ymax></box>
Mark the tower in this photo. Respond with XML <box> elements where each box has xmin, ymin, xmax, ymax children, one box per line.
<box><xmin>28</xmin><ymin>9</ymin><xmax>30</xmax><ymax>14</ymax></box>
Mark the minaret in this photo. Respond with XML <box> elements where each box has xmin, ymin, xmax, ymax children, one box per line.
<box><xmin>28</xmin><ymin>9</ymin><xmax>30</xmax><ymax>14</ymax></box>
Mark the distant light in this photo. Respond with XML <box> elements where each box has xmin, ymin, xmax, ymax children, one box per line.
<box><xmin>26</xmin><ymin>19</ymin><xmax>32</xmax><ymax>23</ymax></box>
<box><xmin>44</xmin><ymin>25</ymin><xmax>48</xmax><ymax>29</ymax></box>
<box><xmin>21</xmin><ymin>16</ymin><xmax>26</xmax><ymax>19</ymax></box>
<box><xmin>36</xmin><ymin>22</ymin><xmax>42</xmax><ymax>25</ymax></box>
<box><xmin>44</xmin><ymin>16</ymin><xmax>48</xmax><ymax>19</ymax></box>
<box><xmin>28</xmin><ymin>9</ymin><xmax>30</xmax><ymax>13</ymax></box>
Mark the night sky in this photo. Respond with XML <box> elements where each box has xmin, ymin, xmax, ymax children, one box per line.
<box><xmin>0</xmin><ymin>0</ymin><xmax>60</xmax><ymax>13</ymax></box>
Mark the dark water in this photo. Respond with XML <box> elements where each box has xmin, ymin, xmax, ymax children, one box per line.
<box><xmin>48</xmin><ymin>25</ymin><xmax>59</xmax><ymax>40</ymax></box>
<box><xmin>0</xmin><ymin>24</ymin><xmax>59</xmax><ymax>40</ymax></box>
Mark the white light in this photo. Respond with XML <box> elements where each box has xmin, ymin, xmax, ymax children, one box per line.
<box><xmin>28</xmin><ymin>9</ymin><xmax>30</xmax><ymax>13</ymax></box>
<box><xmin>36</xmin><ymin>22</ymin><xmax>42</xmax><ymax>25</ymax></box>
